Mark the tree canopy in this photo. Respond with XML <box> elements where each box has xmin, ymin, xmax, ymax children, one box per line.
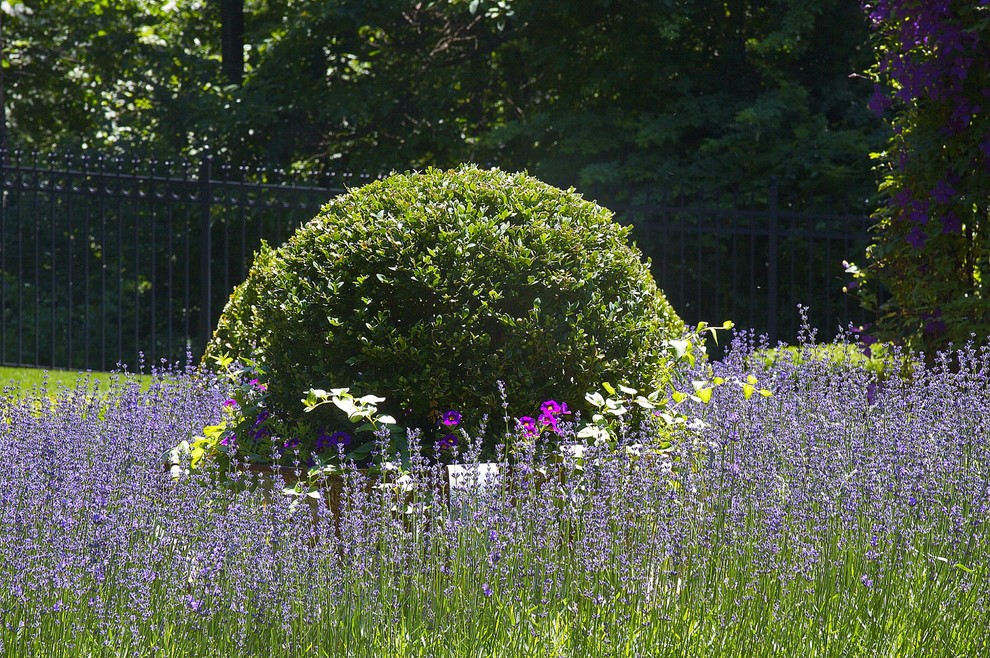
<box><xmin>2</xmin><ymin>0</ymin><xmax>885</xmax><ymax>215</ymax></box>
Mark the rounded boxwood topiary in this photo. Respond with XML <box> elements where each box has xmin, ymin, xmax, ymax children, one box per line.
<box><xmin>204</xmin><ymin>165</ymin><xmax>684</xmax><ymax>453</ymax></box>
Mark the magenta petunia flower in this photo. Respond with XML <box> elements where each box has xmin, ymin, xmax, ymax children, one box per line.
<box><xmin>538</xmin><ymin>410</ymin><xmax>560</xmax><ymax>434</ymax></box>
<box><xmin>442</xmin><ymin>410</ymin><xmax>462</xmax><ymax>427</ymax></box>
<box><xmin>517</xmin><ymin>416</ymin><xmax>539</xmax><ymax>437</ymax></box>
<box><xmin>223</xmin><ymin>398</ymin><xmax>238</xmax><ymax>408</ymax></box>
<box><xmin>436</xmin><ymin>434</ymin><xmax>457</xmax><ymax>451</ymax></box>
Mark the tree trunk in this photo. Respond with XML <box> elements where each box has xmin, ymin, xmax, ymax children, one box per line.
<box><xmin>220</xmin><ymin>0</ymin><xmax>244</xmax><ymax>85</ymax></box>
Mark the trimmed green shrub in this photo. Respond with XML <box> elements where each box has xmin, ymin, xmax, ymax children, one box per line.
<box><xmin>204</xmin><ymin>165</ymin><xmax>684</xmax><ymax>452</ymax></box>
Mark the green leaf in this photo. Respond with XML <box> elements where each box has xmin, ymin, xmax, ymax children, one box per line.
<box><xmin>668</xmin><ymin>340</ymin><xmax>690</xmax><ymax>360</ymax></box>
<box><xmin>586</xmin><ymin>391</ymin><xmax>606</xmax><ymax>407</ymax></box>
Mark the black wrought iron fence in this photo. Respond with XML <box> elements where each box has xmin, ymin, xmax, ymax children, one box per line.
<box><xmin>637</xmin><ymin>184</ymin><xmax>875</xmax><ymax>351</ymax></box>
<box><xmin>0</xmin><ymin>150</ymin><xmax>874</xmax><ymax>371</ymax></box>
<box><xmin>0</xmin><ymin>151</ymin><xmax>368</xmax><ymax>370</ymax></box>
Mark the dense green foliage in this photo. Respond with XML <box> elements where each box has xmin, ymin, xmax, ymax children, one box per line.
<box><xmin>846</xmin><ymin>1</ymin><xmax>990</xmax><ymax>353</ymax></box>
<box><xmin>2</xmin><ymin>0</ymin><xmax>884</xmax><ymax>213</ymax></box>
<box><xmin>204</xmin><ymin>165</ymin><xmax>684</xmax><ymax>447</ymax></box>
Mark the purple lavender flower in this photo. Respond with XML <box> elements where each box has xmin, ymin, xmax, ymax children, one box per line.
<box><xmin>6</xmin><ymin>338</ymin><xmax>990</xmax><ymax>650</ymax></box>
<box><xmin>866</xmin><ymin>382</ymin><xmax>880</xmax><ymax>407</ymax></box>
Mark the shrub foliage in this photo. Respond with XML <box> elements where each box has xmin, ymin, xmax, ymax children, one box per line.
<box><xmin>204</xmin><ymin>165</ymin><xmax>684</xmax><ymax>446</ymax></box>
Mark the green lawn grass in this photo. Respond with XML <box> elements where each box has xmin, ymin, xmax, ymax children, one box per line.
<box><xmin>0</xmin><ymin>365</ymin><xmax>152</xmax><ymax>395</ymax></box>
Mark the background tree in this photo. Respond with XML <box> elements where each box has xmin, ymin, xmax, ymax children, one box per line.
<box><xmin>3</xmin><ymin>0</ymin><xmax>883</xmax><ymax>214</ymax></box>
<box><xmin>476</xmin><ymin>0</ymin><xmax>885</xmax><ymax>217</ymax></box>
<box><xmin>1</xmin><ymin>0</ymin><xmax>222</xmax><ymax>155</ymax></box>
<box><xmin>846</xmin><ymin>0</ymin><xmax>990</xmax><ymax>353</ymax></box>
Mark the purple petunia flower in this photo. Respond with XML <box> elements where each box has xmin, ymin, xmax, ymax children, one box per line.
<box><xmin>442</xmin><ymin>410</ymin><xmax>462</xmax><ymax>427</ymax></box>
<box><xmin>541</xmin><ymin>400</ymin><xmax>571</xmax><ymax>417</ymax></box>
<box><xmin>223</xmin><ymin>398</ymin><xmax>238</xmax><ymax>408</ymax></box>
<box><xmin>250</xmin><ymin>410</ymin><xmax>271</xmax><ymax>441</ymax></box>
<box><xmin>538</xmin><ymin>410</ymin><xmax>560</xmax><ymax>434</ymax></box>
<box><xmin>517</xmin><ymin>416</ymin><xmax>539</xmax><ymax>438</ymax></box>
<box><xmin>316</xmin><ymin>431</ymin><xmax>351</xmax><ymax>451</ymax></box>
<box><xmin>436</xmin><ymin>434</ymin><xmax>457</xmax><ymax>451</ymax></box>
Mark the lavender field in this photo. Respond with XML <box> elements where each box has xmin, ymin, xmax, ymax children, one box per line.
<box><xmin>1</xmin><ymin>333</ymin><xmax>988</xmax><ymax>657</ymax></box>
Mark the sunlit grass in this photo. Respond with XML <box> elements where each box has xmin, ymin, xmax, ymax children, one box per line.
<box><xmin>0</xmin><ymin>365</ymin><xmax>153</xmax><ymax>396</ymax></box>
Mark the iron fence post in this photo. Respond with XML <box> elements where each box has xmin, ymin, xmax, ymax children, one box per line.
<box><xmin>0</xmin><ymin>151</ymin><xmax>5</xmax><ymax>363</ymax></box>
<box><xmin>767</xmin><ymin>179</ymin><xmax>779</xmax><ymax>342</ymax></box>
<box><xmin>199</xmin><ymin>154</ymin><xmax>213</xmax><ymax>356</ymax></box>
